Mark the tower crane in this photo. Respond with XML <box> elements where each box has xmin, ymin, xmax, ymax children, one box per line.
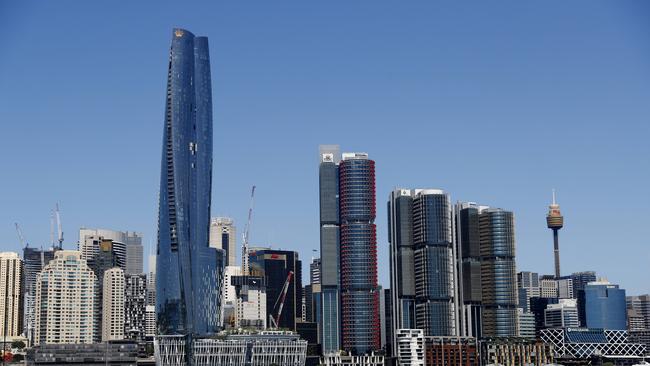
<box><xmin>15</xmin><ymin>223</ymin><xmax>28</xmax><ymax>248</ymax></box>
<box><xmin>55</xmin><ymin>203</ymin><xmax>63</xmax><ymax>250</ymax></box>
<box><xmin>241</xmin><ymin>186</ymin><xmax>256</xmax><ymax>276</ymax></box>
<box><xmin>269</xmin><ymin>270</ymin><xmax>294</xmax><ymax>330</ymax></box>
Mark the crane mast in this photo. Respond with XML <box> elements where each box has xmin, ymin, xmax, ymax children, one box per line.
<box><xmin>55</xmin><ymin>203</ymin><xmax>63</xmax><ymax>249</ymax></box>
<box><xmin>269</xmin><ymin>270</ymin><xmax>294</xmax><ymax>329</ymax></box>
<box><xmin>241</xmin><ymin>186</ymin><xmax>256</xmax><ymax>276</ymax></box>
<box><xmin>15</xmin><ymin>223</ymin><xmax>28</xmax><ymax>248</ymax></box>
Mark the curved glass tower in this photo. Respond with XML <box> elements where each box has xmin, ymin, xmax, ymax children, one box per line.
<box><xmin>479</xmin><ymin>208</ymin><xmax>518</xmax><ymax>337</ymax></box>
<box><xmin>156</xmin><ymin>28</ymin><xmax>223</xmax><ymax>338</ymax></box>
<box><xmin>339</xmin><ymin>153</ymin><xmax>380</xmax><ymax>355</ymax></box>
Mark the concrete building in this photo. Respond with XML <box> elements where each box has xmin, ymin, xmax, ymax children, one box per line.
<box><xmin>627</xmin><ymin>294</ymin><xmax>650</xmax><ymax>330</ymax></box>
<box><xmin>0</xmin><ymin>252</ymin><xmax>23</xmax><ymax>340</ymax></box>
<box><xmin>209</xmin><ymin>217</ymin><xmax>236</xmax><ymax>266</ymax></box>
<box><xmin>34</xmin><ymin>250</ymin><xmax>97</xmax><ymax>344</ymax></box>
<box><xmin>544</xmin><ymin>298</ymin><xmax>580</xmax><ymax>328</ymax></box>
<box><xmin>480</xmin><ymin>338</ymin><xmax>555</xmax><ymax>366</ymax></box>
<box><xmin>425</xmin><ymin>336</ymin><xmax>478</xmax><ymax>366</ymax></box>
<box><xmin>102</xmin><ymin>267</ymin><xmax>125</xmax><ymax>342</ymax></box>
<box><xmin>518</xmin><ymin>309</ymin><xmax>536</xmax><ymax>339</ymax></box>
<box><xmin>517</xmin><ymin>271</ymin><xmax>540</xmax><ymax>312</ymax></box>
<box><xmin>231</xmin><ymin>272</ymin><xmax>267</xmax><ymax>329</ymax></box>
<box><xmin>145</xmin><ymin>305</ymin><xmax>156</xmax><ymax>339</ymax></box>
<box><xmin>395</xmin><ymin>329</ymin><xmax>424</xmax><ymax>366</ymax></box>
<box><xmin>557</xmin><ymin>276</ymin><xmax>574</xmax><ymax>299</ymax></box>
<box><xmin>78</xmin><ymin>228</ymin><xmax>143</xmax><ymax>274</ymax></box>
<box><xmin>321</xmin><ymin>352</ymin><xmax>385</xmax><ymax>366</ymax></box>
<box><xmin>540</xmin><ymin>275</ymin><xmax>559</xmax><ymax>298</ymax></box>
<box><xmin>32</xmin><ymin>341</ymin><xmax>139</xmax><ymax>365</ymax></box>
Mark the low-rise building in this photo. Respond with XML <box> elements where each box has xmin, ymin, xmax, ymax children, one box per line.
<box><xmin>395</xmin><ymin>329</ymin><xmax>424</xmax><ymax>366</ymax></box>
<box><xmin>30</xmin><ymin>341</ymin><xmax>138</xmax><ymax>365</ymax></box>
<box><xmin>425</xmin><ymin>336</ymin><xmax>478</xmax><ymax>366</ymax></box>
<box><xmin>480</xmin><ymin>338</ymin><xmax>554</xmax><ymax>366</ymax></box>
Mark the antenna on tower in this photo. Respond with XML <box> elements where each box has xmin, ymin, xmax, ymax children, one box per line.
<box><xmin>552</xmin><ymin>189</ymin><xmax>556</xmax><ymax>205</ymax></box>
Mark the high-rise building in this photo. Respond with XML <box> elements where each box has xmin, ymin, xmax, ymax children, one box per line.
<box><xmin>339</xmin><ymin>152</ymin><xmax>380</xmax><ymax>355</ymax></box>
<box><xmin>249</xmin><ymin>248</ymin><xmax>302</xmax><ymax>330</ymax></box>
<box><xmin>584</xmin><ymin>280</ymin><xmax>627</xmax><ymax>330</ymax></box>
<box><xmin>383</xmin><ymin>288</ymin><xmax>393</xmax><ymax>358</ymax></box>
<box><xmin>34</xmin><ymin>250</ymin><xmax>97</xmax><ymax>344</ymax></box>
<box><xmin>544</xmin><ymin>298</ymin><xmax>580</xmax><ymax>328</ymax></box>
<box><xmin>479</xmin><ymin>208</ymin><xmax>519</xmax><ymax>337</ymax></box>
<box><xmin>627</xmin><ymin>295</ymin><xmax>650</xmax><ymax>330</ymax></box>
<box><xmin>455</xmin><ymin>202</ymin><xmax>484</xmax><ymax>338</ymax></box>
<box><xmin>539</xmin><ymin>275</ymin><xmax>559</xmax><ymax>298</ymax></box>
<box><xmin>395</xmin><ymin>329</ymin><xmax>425</xmax><ymax>366</ymax></box>
<box><xmin>147</xmin><ymin>255</ymin><xmax>156</xmax><ymax>307</ymax></box>
<box><xmin>310</xmin><ymin>258</ymin><xmax>321</xmax><ymax>285</ymax></box>
<box><xmin>78</xmin><ymin>228</ymin><xmax>143</xmax><ymax>274</ymax></box>
<box><xmin>389</xmin><ymin>189</ymin><xmax>457</xmax><ymax>352</ymax></box>
<box><xmin>102</xmin><ymin>267</ymin><xmax>125</xmax><ymax>342</ymax></box>
<box><xmin>318</xmin><ymin>145</ymin><xmax>342</xmax><ymax>354</ymax></box>
<box><xmin>530</xmin><ymin>297</ymin><xmax>559</xmax><ymax>333</ymax></box>
<box><xmin>22</xmin><ymin>246</ymin><xmax>56</xmax><ymax>344</ymax></box>
<box><xmin>572</xmin><ymin>271</ymin><xmax>597</xmax><ymax>326</ymax></box>
<box><xmin>546</xmin><ymin>190</ymin><xmax>564</xmax><ymax>278</ymax></box>
<box><xmin>518</xmin><ymin>309</ymin><xmax>536</xmax><ymax>339</ymax></box>
<box><xmin>517</xmin><ymin>271</ymin><xmax>541</xmax><ymax>311</ymax></box>
<box><xmin>156</xmin><ymin>28</ymin><xmax>224</xmax><ymax>338</ymax></box>
<box><xmin>0</xmin><ymin>252</ymin><xmax>23</xmax><ymax>340</ymax></box>
<box><xmin>124</xmin><ymin>274</ymin><xmax>147</xmax><ymax>343</ymax></box>
<box><xmin>209</xmin><ymin>217</ymin><xmax>236</xmax><ymax>266</ymax></box>
<box><xmin>388</xmin><ymin>189</ymin><xmax>416</xmax><ymax>352</ymax></box>
<box><xmin>556</xmin><ymin>276</ymin><xmax>574</xmax><ymax>299</ymax></box>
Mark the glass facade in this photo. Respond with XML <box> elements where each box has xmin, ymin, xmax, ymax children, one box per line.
<box><xmin>339</xmin><ymin>155</ymin><xmax>380</xmax><ymax>355</ymax></box>
<box><xmin>479</xmin><ymin>208</ymin><xmax>518</xmax><ymax>337</ymax></box>
<box><xmin>455</xmin><ymin>203</ymin><xmax>483</xmax><ymax>338</ymax></box>
<box><xmin>412</xmin><ymin>191</ymin><xmax>456</xmax><ymax>337</ymax></box>
<box><xmin>319</xmin><ymin>145</ymin><xmax>341</xmax><ymax>353</ymax></box>
<box><xmin>156</xmin><ymin>28</ymin><xmax>223</xmax><ymax>338</ymax></box>
<box><xmin>584</xmin><ymin>282</ymin><xmax>627</xmax><ymax>330</ymax></box>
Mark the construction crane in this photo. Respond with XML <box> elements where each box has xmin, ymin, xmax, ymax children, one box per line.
<box><xmin>55</xmin><ymin>203</ymin><xmax>63</xmax><ymax>249</ymax></box>
<box><xmin>15</xmin><ymin>223</ymin><xmax>28</xmax><ymax>248</ymax></box>
<box><xmin>269</xmin><ymin>270</ymin><xmax>294</xmax><ymax>330</ymax></box>
<box><xmin>241</xmin><ymin>186</ymin><xmax>256</xmax><ymax>276</ymax></box>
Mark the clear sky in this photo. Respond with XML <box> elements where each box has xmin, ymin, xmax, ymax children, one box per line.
<box><xmin>1</xmin><ymin>1</ymin><xmax>649</xmax><ymax>294</ymax></box>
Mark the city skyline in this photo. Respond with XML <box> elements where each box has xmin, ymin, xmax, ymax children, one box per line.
<box><xmin>1</xmin><ymin>1</ymin><xmax>650</xmax><ymax>295</ymax></box>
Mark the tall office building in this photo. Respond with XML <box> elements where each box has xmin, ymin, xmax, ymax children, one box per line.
<box><xmin>627</xmin><ymin>295</ymin><xmax>650</xmax><ymax>330</ymax></box>
<box><xmin>556</xmin><ymin>277</ymin><xmax>574</xmax><ymax>299</ymax></box>
<box><xmin>572</xmin><ymin>271</ymin><xmax>597</xmax><ymax>294</ymax></box>
<box><xmin>546</xmin><ymin>191</ymin><xmax>563</xmax><ymax>278</ymax></box>
<box><xmin>517</xmin><ymin>271</ymin><xmax>540</xmax><ymax>312</ymax></box>
<box><xmin>102</xmin><ymin>268</ymin><xmax>125</xmax><ymax>342</ymax></box>
<box><xmin>156</xmin><ymin>28</ymin><xmax>224</xmax><ymax>338</ymax></box>
<box><xmin>310</xmin><ymin>258</ymin><xmax>321</xmax><ymax>285</ymax></box>
<box><xmin>544</xmin><ymin>299</ymin><xmax>579</xmax><ymax>328</ymax></box>
<box><xmin>339</xmin><ymin>152</ymin><xmax>380</xmax><ymax>354</ymax></box>
<box><xmin>583</xmin><ymin>280</ymin><xmax>627</xmax><ymax>330</ymax></box>
<box><xmin>0</xmin><ymin>252</ymin><xmax>23</xmax><ymax>339</ymax></box>
<box><xmin>455</xmin><ymin>202</ymin><xmax>484</xmax><ymax>338</ymax></box>
<box><xmin>540</xmin><ymin>275</ymin><xmax>559</xmax><ymax>298</ymax></box>
<box><xmin>209</xmin><ymin>217</ymin><xmax>236</xmax><ymax>266</ymax></box>
<box><xmin>124</xmin><ymin>274</ymin><xmax>148</xmax><ymax>343</ymax></box>
<box><xmin>22</xmin><ymin>246</ymin><xmax>56</xmax><ymax>344</ymax></box>
<box><xmin>249</xmin><ymin>248</ymin><xmax>302</xmax><ymax>330</ymax></box>
<box><xmin>388</xmin><ymin>189</ymin><xmax>416</xmax><ymax>353</ymax></box>
<box><xmin>479</xmin><ymin>208</ymin><xmax>519</xmax><ymax>337</ymax></box>
<box><xmin>147</xmin><ymin>255</ymin><xmax>156</xmax><ymax>307</ymax></box>
<box><xmin>34</xmin><ymin>251</ymin><xmax>97</xmax><ymax>344</ymax></box>
<box><xmin>383</xmin><ymin>288</ymin><xmax>393</xmax><ymax>357</ymax></box>
<box><xmin>78</xmin><ymin>228</ymin><xmax>143</xmax><ymax>274</ymax></box>
<box><xmin>319</xmin><ymin>145</ymin><xmax>342</xmax><ymax>353</ymax></box>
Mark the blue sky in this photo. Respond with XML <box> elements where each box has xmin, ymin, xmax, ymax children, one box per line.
<box><xmin>1</xmin><ymin>1</ymin><xmax>649</xmax><ymax>294</ymax></box>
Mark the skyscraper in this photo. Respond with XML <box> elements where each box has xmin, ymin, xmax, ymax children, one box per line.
<box><xmin>102</xmin><ymin>267</ymin><xmax>125</xmax><ymax>342</ymax></box>
<box><xmin>479</xmin><ymin>208</ymin><xmax>519</xmax><ymax>337</ymax></box>
<box><xmin>339</xmin><ymin>152</ymin><xmax>380</xmax><ymax>355</ymax></box>
<box><xmin>319</xmin><ymin>145</ymin><xmax>342</xmax><ymax>353</ymax></box>
<box><xmin>124</xmin><ymin>274</ymin><xmax>148</xmax><ymax>343</ymax></box>
<box><xmin>22</xmin><ymin>246</ymin><xmax>56</xmax><ymax>345</ymax></box>
<box><xmin>156</xmin><ymin>28</ymin><xmax>223</xmax><ymax>338</ymax></box>
<box><xmin>454</xmin><ymin>202</ymin><xmax>484</xmax><ymax>338</ymax></box>
<box><xmin>249</xmin><ymin>248</ymin><xmax>302</xmax><ymax>330</ymax></box>
<box><xmin>627</xmin><ymin>295</ymin><xmax>650</xmax><ymax>330</ymax></box>
<box><xmin>389</xmin><ymin>188</ymin><xmax>457</xmax><ymax>348</ymax></box>
<box><xmin>34</xmin><ymin>251</ymin><xmax>97</xmax><ymax>344</ymax></box>
<box><xmin>209</xmin><ymin>217</ymin><xmax>236</xmax><ymax>266</ymax></box>
<box><xmin>0</xmin><ymin>252</ymin><xmax>23</xmax><ymax>340</ymax></box>
<box><xmin>546</xmin><ymin>191</ymin><xmax>564</xmax><ymax>278</ymax></box>
<box><xmin>78</xmin><ymin>228</ymin><xmax>143</xmax><ymax>274</ymax></box>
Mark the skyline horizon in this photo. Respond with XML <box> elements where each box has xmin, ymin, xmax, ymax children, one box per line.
<box><xmin>1</xmin><ymin>1</ymin><xmax>648</xmax><ymax>295</ymax></box>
